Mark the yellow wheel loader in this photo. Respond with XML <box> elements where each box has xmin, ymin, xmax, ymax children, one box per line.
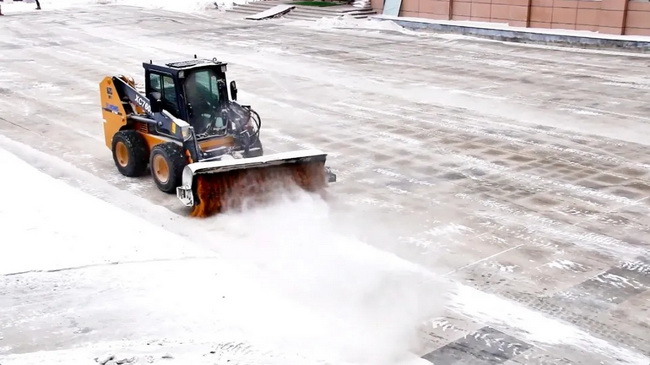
<box><xmin>99</xmin><ymin>56</ymin><xmax>336</xmax><ymax>217</ymax></box>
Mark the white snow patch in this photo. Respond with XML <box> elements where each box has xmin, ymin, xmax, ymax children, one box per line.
<box><xmin>487</xmin><ymin>262</ymin><xmax>517</xmax><ymax>273</ymax></box>
<box><xmin>387</xmin><ymin>186</ymin><xmax>411</xmax><ymax>195</ymax></box>
<box><xmin>374</xmin><ymin>168</ymin><xmax>436</xmax><ymax>186</ymax></box>
<box><xmin>428</xmin><ymin>318</ymin><xmax>460</xmax><ymax>332</ymax></box>
<box><xmin>399</xmin><ymin>236</ymin><xmax>437</xmax><ymax>249</ymax></box>
<box><xmin>0</xmin><ymin>149</ymin><xmax>214</xmax><ymax>275</ymax></box>
<box><xmin>104</xmin><ymin>0</ymin><xmax>246</xmax><ymax>12</ymax></box>
<box><xmin>545</xmin><ymin>259</ymin><xmax>588</xmax><ymax>272</ymax></box>
<box><xmin>0</xmin><ymin>0</ymin><xmax>252</xmax><ymax>14</ymax></box>
<box><xmin>286</xmin><ymin>16</ymin><xmax>466</xmax><ymax>40</ymax></box>
<box><xmin>306</xmin><ymin>16</ymin><xmax>420</xmax><ymax>34</ymax></box>
<box><xmin>448</xmin><ymin>284</ymin><xmax>650</xmax><ymax>365</ymax></box>
<box><xmin>594</xmin><ymin>273</ymin><xmax>645</xmax><ymax>290</ymax></box>
<box><xmin>449</xmin><ymin>89</ymin><xmax>508</xmax><ymax>100</ymax></box>
<box><xmin>353</xmin><ymin>196</ymin><xmax>408</xmax><ymax>212</ymax></box>
<box><xmin>425</xmin><ymin>223</ymin><xmax>474</xmax><ymax>237</ymax></box>
<box><xmin>558</xmin><ymin>107</ymin><xmax>603</xmax><ymax>116</ymax></box>
<box><xmin>621</xmin><ymin>261</ymin><xmax>650</xmax><ymax>274</ymax></box>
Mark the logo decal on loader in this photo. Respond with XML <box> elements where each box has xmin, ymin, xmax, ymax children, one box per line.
<box><xmin>134</xmin><ymin>95</ymin><xmax>151</xmax><ymax>114</ymax></box>
<box><xmin>104</xmin><ymin>103</ymin><xmax>120</xmax><ymax>115</ymax></box>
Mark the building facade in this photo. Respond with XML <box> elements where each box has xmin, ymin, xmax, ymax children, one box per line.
<box><xmin>370</xmin><ymin>0</ymin><xmax>650</xmax><ymax>36</ymax></box>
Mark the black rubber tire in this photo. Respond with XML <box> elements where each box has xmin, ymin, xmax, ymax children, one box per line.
<box><xmin>112</xmin><ymin>130</ymin><xmax>148</xmax><ymax>177</ymax></box>
<box><xmin>149</xmin><ymin>142</ymin><xmax>187</xmax><ymax>194</ymax></box>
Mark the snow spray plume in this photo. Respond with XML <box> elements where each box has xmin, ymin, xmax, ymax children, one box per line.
<box><xmin>190</xmin><ymin>160</ymin><xmax>328</xmax><ymax>217</ymax></box>
<box><xmin>207</xmin><ymin>187</ymin><xmax>451</xmax><ymax>365</ymax></box>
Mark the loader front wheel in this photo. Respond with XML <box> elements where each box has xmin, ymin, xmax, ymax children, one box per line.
<box><xmin>112</xmin><ymin>130</ymin><xmax>148</xmax><ymax>177</ymax></box>
<box><xmin>150</xmin><ymin>143</ymin><xmax>186</xmax><ymax>194</ymax></box>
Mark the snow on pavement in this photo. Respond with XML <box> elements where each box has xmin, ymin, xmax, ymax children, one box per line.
<box><xmin>0</xmin><ymin>147</ymin><xmax>215</xmax><ymax>276</ymax></box>
<box><xmin>0</xmin><ymin>142</ymin><xmax>307</xmax><ymax>363</ymax></box>
<box><xmin>0</xmin><ymin>0</ymin><xmax>251</xmax><ymax>14</ymax></box>
<box><xmin>447</xmin><ymin>285</ymin><xmax>650</xmax><ymax>365</ymax></box>
<box><xmin>3</xmin><ymin>134</ymin><xmax>647</xmax><ymax>365</ymax></box>
<box><xmin>0</xmin><ymin>140</ymin><xmax>442</xmax><ymax>365</ymax></box>
<box><xmin>3</xmin><ymin>3</ymin><xmax>650</xmax><ymax>364</ymax></box>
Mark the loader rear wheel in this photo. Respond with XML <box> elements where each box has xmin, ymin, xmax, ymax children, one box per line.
<box><xmin>150</xmin><ymin>143</ymin><xmax>186</xmax><ymax>194</ymax></box>
<box><xmin>112</xmin><ymin>130</ymin><xmax>148</xmax><ymax>177</ymax></box>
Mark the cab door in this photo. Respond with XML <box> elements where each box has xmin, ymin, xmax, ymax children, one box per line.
<box><xmin>146</xmin><ymin>72</ymin><xmax>182</xmax><ymax>119</ymax></box>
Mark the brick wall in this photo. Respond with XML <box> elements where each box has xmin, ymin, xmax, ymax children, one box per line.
<box><xmin>372</xmin><ymin>0</ymin><xmax>650</xmax><ymax>35</ymax></box>
<box><xmin>626</xmin><ymin>1</ymin><xmax>650</xmax><ymax>35</ymax></box>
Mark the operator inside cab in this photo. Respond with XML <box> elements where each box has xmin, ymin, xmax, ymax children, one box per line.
<box><xmin>184</xmin><ymin>69</ymin><xmax>227</xmax><ymax>136</ymax></box>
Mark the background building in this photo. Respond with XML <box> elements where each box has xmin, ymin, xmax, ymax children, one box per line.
<box><xmin>370</xmin><ymin>0</ymin><xmax>650</xmax><ymax>35</ymax></box>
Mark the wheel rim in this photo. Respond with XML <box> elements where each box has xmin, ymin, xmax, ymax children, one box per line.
<box><xmin>153</xmin><ymin>154</ymin><xmax>170</xmax><ymax>184</ymax></box>
<box><xmin>115</xmin><ymin>141</ymin><xmax>129</xmax><ymax>167</ymax></box>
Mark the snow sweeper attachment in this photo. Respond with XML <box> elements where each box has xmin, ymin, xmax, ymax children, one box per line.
<box><xmin>99</xmin><ymin>57</ymin><xmax>336</xmax><ymax>217</ymax></box>
<box><xmin>178</xmin><ymin>149</ymin><xmax>331</xmax><ymax>217</ymax></box>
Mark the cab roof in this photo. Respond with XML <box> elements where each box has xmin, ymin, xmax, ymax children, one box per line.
<box><xmin>164</xmin><ymin>57</ymin><xmax>226</xmax><ymax>69</ymax></box>
<box><xmin>143</xmin><ymin>57</ymin><xmax>228</xmax><ymax>74</ymax></box>
<box><xmin>144</xmin><ymin>55</ymin><xmax>226</xmax><ymax>71</ymax></box>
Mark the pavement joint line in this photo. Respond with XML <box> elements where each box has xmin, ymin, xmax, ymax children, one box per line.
<box><xmin>1</xmin><ymin>256</ymin><xmax>220</xmax><ymax>277</ymax></box>
<box><xmin>444</xmin><ymin>243</ymin><xmax>525</xmax><ymax>277</ymax></box>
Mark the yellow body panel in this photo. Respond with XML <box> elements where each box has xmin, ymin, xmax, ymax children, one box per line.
<box><xmin>199</xmin><ymin>136</ymin><xmax>235</xmax><ymax>151</ymax></box>
<box><xmin>100</xmin><ymin>74</ymin><xmax>230</xmax><ymax>158</ymax></box>
<box><xmin>100</xmin><ymin>76</ymin><xmax>178</xmax><ymax>153</ymax></box>
<box><xmin>99</xmin><ymin>76</ymin><xmax>127</xmax><ymax>149</ymax></box>
<box><xmin>141</xmin><ymin>133</ymin><xmax>178</xmax><ymax>151</ymax></box>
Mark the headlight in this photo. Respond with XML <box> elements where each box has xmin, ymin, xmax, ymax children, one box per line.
<box><xmin>181</xmin><ymin>125</ymin><xmax>193</xmax><ymax>141</ymax></box>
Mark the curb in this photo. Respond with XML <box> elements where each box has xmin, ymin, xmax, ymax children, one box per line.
<box><xmin>373</xmin><ymin>17</ymin><xmax>650</xmax><ymax>52</ymax></box>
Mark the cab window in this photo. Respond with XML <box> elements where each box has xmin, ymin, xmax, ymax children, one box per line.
<box><xmin>148</xmin><ymin>72</ymin><xmax>180</xmax><ymax>117</ymax></box>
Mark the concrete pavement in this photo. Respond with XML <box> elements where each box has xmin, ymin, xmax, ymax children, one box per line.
<box><xmin>1</xmin><ymin>5</ymin><xmax>649</xmax><ymax>364</ymax></box>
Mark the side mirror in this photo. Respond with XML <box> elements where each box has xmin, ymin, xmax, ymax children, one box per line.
<box><xmin>230</xmin><ymin>80</ymin><xmax>238</xmax><ymax>101</ymax></box>
<box><xmin>149</xmin><ymin>92</ymin><xmax>162</xmax><ymax>113</ymax></box>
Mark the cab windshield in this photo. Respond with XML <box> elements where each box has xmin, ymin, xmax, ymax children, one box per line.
<box><xmin>183</xmin><ymin>69</ymin><xmax>226</xmax><ymax>136</ymax></box>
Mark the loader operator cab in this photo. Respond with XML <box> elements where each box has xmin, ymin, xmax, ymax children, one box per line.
<box><xmin>183</xmin><ymin>68</ymin><xmax>227</xmax><ymax>135</ymax></box>
<box><xmin>143</xmin><ymin>58</ymin><xmax>239</xmax><ymax>138</ymax></box>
